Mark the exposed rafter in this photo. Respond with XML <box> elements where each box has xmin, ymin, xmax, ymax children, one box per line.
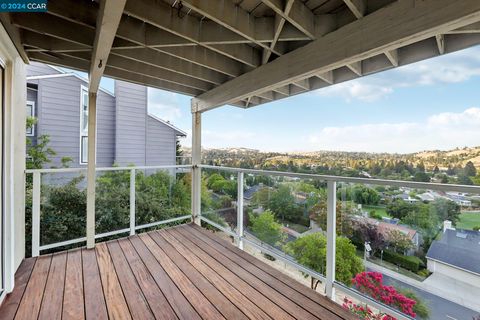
<box><xmin>28</xmin><ymin>51</ymin><xmax>204</xmax><ymax>96</ymax></box>
<box><xmin>316</xmin><ymin>71</ymin><xmax>334</xmax><ymax>84</ymax></box>
<box><xmin>436</xmin><ymin>34</ymin><xmax>445</xmax><ymax>54</ymax></box>
<box><xmin>343</xmin><ymin>0</ymin><xmax>366</xmax><ymax>19</ymax></box>
<box><xmin>384</xmin><ymin>49</ymin><xmax>399</xmax><ymax>67</ymax></box>
<box><xmin>179</xmin><ymin>0</ymin><xmax>281</xmax><ymax>56</ymax></box>
<box><xmin>88</xmin><ymin>0</ymin><xmax>126</xmax><ymax>92</ymax></box>
<box><xmin>124</xmin><ymin>0</ymin><xmax>260</xmax><ymax>67</ymax></box>
<box><xmin>263</xmin><ymin>0</ymin><xmax>295</xmax><ymax>64</ymax></box>
<box><xmin>192</xmin><ymin>0</ymin><xmax>480</xmax><ymax>112</ymax></box>
<box><xmin>346</xmin><ymin>61</ymin><xmax>362</xmax><ymax>76</ymax></box>
<box><xmin>260</xmin><ymin>0</ymin><xmax>316</xmax><ymax>39</ymax></box>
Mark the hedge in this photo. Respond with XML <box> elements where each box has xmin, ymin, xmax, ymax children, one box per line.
<box><xmin>381</xmin><ymin>250</ymin><xmax>424</xmax><ymax>272</ymax></box>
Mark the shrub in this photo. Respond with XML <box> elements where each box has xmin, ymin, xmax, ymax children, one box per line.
<box><xmin>381</xmin><ymin>250</ymin><xmax>423</xmax><ymax>272</ymax></box>
<box><xmin>342</xmin><ymin>297</ymin><xmax>394</xmax><ymax>320</ymax></box>
<box><xmin>201</xmin><ymin>211</ymin><xmax>228</xmax><ymax>232</ymax></box>
<box><xmin>352</xmin><ymin>272</ymin><xmax>418</xmax><ymax>318</ymax></box>
<box><xmin>473</xmin><ymin>226</ymin><xmax>480</xmax><ymax>231</ymax></box>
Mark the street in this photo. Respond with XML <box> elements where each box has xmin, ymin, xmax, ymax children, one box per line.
<box><xmin>367</xmin><ymin>268</ymin><xmax>478</xmax><ymax>320</ymax></box>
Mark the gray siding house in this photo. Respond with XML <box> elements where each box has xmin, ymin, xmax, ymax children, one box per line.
<box><xmin>26</xmin><ymin>62</ymin><xmax>186</xmax><ymax>168</ymax></box>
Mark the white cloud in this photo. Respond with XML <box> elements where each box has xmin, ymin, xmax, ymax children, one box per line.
<box><xmin>314</xmin><ymin>46</ymin><xmax>480</xmax><ymax>102</ymax></box>
<box><xmin>147</xmin><ymin>88</ymin><xmax>182</xmax><ymax>122</ymax></box>
<box><xmin>316</xmin><ymin>82</ymin><xmax>394</xmax><ymax>102</ymax></box>
<box><xmin>307</xmin><ymin>108</ymin><xmax>480</xmax><ymax>153</ymax></box>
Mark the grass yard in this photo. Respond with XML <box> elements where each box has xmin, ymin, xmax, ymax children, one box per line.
<box><xmin>457</xmin><ymin>212</ymin><xmax>480</xmax><ymax>230</ymax></box>
<box><xmin>363</xmin><ymin>205</ymin><xmax>391</xmax><ymax>218</ymax></box>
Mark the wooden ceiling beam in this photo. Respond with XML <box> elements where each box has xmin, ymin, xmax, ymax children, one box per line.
<box><xmin>88</xmin><ymin>0</ymin><xmax>126</xmax><ymax>93</ymax></box>
<box><xmin>343</xmin><ymin>0</ymin><xmax>366</xmax><ymax>19</ymax></box>
<box><xmin>260</xmin><ymin>0</ymin><xmax>316</xmax><ymax>39</ymax></box>
<box><xmin>192</xmin><ymin>0</ymin><xmax>480</xmax><ymax>112</ymax></box>
<box><xmin>124</xmin><ymin>0</ymin><xmax>261</xmax><ymax>67</ymax></box>
<box><xmin>28</xmin><ymin>51</ymin><xmax>203</xmax><ymax>96</ymax></box>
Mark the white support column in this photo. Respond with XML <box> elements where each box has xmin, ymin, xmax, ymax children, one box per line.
<box><xmin>236</xmin><ymin>172</ymin><xmax>244</xmax><ymax>250</ymax></box>
<box><xmin>191</xmin><ymin>109</ymin><xmax>202</xmax><ymax>225</ymax></box>
<box><xmin>130</xmin><ymin>168</ymin><xmax>136</xmax><ymax>236</ymax></box>
<box><xmin>86</xmin><ymin>92</ymin><xmax>97</xmax><ymax>249</ymax></box>
<box><xmin>31</xmin><ymin>172</ymin><xmax>41</xmax><ymax>257</ymax></box>
<box><xmin>325</xmin><ymin>180</ymin><xmax>337</xmax><ymax>300</ymax></box>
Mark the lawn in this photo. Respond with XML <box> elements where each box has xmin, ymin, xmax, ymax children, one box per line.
<box><xmin>363</xmin><ymin>205</ymin><xmax>391</xmax><ymax>218</ymax></box>
<box><xmin>457</xmin><ymin>212</ymin><xmax>480</xmax><ymax>230</ymax></box>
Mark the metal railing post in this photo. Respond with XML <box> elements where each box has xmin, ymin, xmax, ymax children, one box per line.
<box><xmin>32</xmin><ymin>172</ymin><xmax>41</xmax><ymax>257</ymax></box>
<box><xmin>325</xmin><ymin>180</ymin><xmax>337</xmax><ymax>300</ymax></box>
<box><xmin>130</xmin><ymin>169</ymin><xmax>136</xmax><ymax>236</ymax></box>
<box><xmin>236</xmin><ymin>172</ymin><xmax>244</xmax><ymax>250</ymax></box>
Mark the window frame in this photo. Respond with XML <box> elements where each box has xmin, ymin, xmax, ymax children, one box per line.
<box><xmin>79</xmin><ymin>85</ymin><xmax>89</xmax><ymax>164</ymax></box>
<box><xmin>26</xmin><ymin>101</ymin><xmax>35</xmax><ymax>137</ymax></box>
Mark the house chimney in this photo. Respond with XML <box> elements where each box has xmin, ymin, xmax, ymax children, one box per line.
<box><xmin>443</xmin><ymin>220</ymin><xmax>454</xmax><ymax>232</ymax></box>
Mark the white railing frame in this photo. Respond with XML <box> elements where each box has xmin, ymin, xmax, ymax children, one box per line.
<box><xmin>199</xmin><ymin>165</ymin><xmax>480</xmax><ymax>320</ymax></box>
<box><xmin>236</xmin><ymin>172</ymin><xmax>244</xmax><ymax>250</ymax></box>
<box><xmin>27</xmin><ymin>165</ymin><xmax>192</xmax><ymax>256</ymax></box>
<box><xmin>26</xmin><ymin>163</ymin><xmax>479</xmax><ymax>320</ymax></box>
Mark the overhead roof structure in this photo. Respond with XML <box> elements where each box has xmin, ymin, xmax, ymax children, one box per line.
<box><xmin>2</xmin><ymin>0</ymin><xmax>480</xmax><ymax>112</ymax></box>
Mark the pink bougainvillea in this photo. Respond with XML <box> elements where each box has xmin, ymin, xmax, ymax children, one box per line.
<box><xmin>342</xmin><ymin>297</ymin><xmax>395</xmax><ymax>320</ymax></box>
<box><xmin>349</xmin><ymin>271</ymin><xmax>417</xmax><ymax>318</ymax></box>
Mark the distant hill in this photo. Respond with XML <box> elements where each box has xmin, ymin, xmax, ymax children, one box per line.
<box><xmin>183</xmin><ymin>146</ymin><xmax>480</xmax><ymax>171</ymax></box>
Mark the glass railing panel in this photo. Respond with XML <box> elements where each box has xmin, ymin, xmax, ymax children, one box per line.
<box><xmin>30</xmin><ymin>170</ymin><xmax>87</xmax><ymax>255</ymax></box>
<box><xmin>336</xmin><ymin>182</ymin><xmax>480</xmax><ymax>320</ymax></box>
<box><xmin>134</xmin><ymin>167</ymin><xmax>192</xmax><ymax>231</ymax></box>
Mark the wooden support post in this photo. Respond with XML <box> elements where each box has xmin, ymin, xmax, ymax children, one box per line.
<box><xmin>86</xmin><ymin>92</ymin><xmax>97</xmax><ymax>249</ymax></box>
<box><xmin>130</xmin><ymin>168</ymin><xmax>136</xmax><ymax>236</ymax></box>
<box><xmin>325</xmin><ymin>180</ymin><xmax>337</xmax><ymax>300</ymax></box>
<box><xmin>31</xmin><ymin>172</ymin><xmax>41</xmax><ymax>257</ymax></box>
<box><xmin>236</xmin><ymin>172</ymin><xmax>244</xmax><ymax>250</ymax></box>
<box><xmin>191</xmin><ymin>109</ymin><xmax>202</xmax><ymax>225</ymax></box>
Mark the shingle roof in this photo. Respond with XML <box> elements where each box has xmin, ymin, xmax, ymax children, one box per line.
<box><xmin>426</xmin><ymin>229</ymin><xmax>480</xmax><ymax>275</ymax></box>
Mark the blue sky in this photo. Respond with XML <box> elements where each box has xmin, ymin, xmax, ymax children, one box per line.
<box><xmin>75</xmin><ymin>45</ymin><xmax>480</xmax><ymax>153</ymax></box>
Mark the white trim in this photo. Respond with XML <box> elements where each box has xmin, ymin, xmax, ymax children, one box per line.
<box><xmin>79</xmin><ymin>85</ymin><xmax>97</xmax><ymax>165</ymax></box>
<box><xmin>25</xmin><ymin>100</ymin><xmax>35</xmax><ymax>136</ymax></box>
<box><xmin>26</xmin><ymin>73</ymin><xmax>76</xmax><ymax>80</ymax></box>
<box><xmin>147</xmin><ymin>113</ymin><xmax>187</xmax><ymax>136</ymax></box>
<box><xmin>29</xmin><ymin>65</ymin><xmax>115</xmax><ymax>97</ymax></box>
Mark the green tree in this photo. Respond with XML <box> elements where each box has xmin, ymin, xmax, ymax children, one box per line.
<box><xmin>431</xmin><ymin>198</ymin><xmax>461</xmax><ymax>224</ymax></box>
<box><xmin>413</xmin><ymin>172</ymin><xmax>430</xmax><ymax>182</ymax></box>
<box><xmin>387</xmin><ymin>230</ymin><xmax>414</xmax><ymax>254</ymax></box>
<box><xmin>286</xmin><ymin>233</ymin><xmax>363</xmax><ymax>288</ymax></box>
<box><xmin>386</xmin><ymin>200</ymin><xmax>414</xmax><ymax>220</ymax></box>
<box><xmin>266</xmin><ymin>185</ymin><xmax>303</xmax><ymax>223</ymax></box>
<box><xmin>464</xmin><ymin>161</ymin><xmax>477</xmax><ymax>177</ymax></box>
<box><xmin>250</xmin><ymin>210</ymin><xmax>284</xmax><ymax>246</ymax></box>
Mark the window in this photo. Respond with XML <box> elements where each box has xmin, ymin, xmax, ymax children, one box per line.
<box><xmin>26</xmin><ymin>101</ymin><xmax>35</xmax><ymax>136</ymax></box>
<box><xmin>80</xmin><ymin>86</ymin><xmax>88</xmax><ymax>164</ymax></box>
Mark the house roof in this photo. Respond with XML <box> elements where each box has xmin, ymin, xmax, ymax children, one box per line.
<box><xmin>4</xmin><ymin>0</ymin><xmax>480</xmax><ymax>112</ymax></box>
<box><xmin>26</xmin><ymin>64</ymin><xmax>115</xmax><ymax>97</ymax></box>
<box><xmin>147</xmin><ymin>114</ymin><xmax>186</xmax><ymax>137</ymax></box>
<box><xmin>427</xmin><ymin>229</ymin><xmax>480</xmax><ymax>275</ymax></box>
<box><xmin>26</xmin><ymin>62</ymin><xmax>186</xmax><ymax>136</ymax></box>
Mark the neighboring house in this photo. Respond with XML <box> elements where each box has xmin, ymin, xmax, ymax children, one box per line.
<box><xmin>394</xmin><ymin>193</ymin><xmax>419</xmax><ymax>204</ymax></box>
<box><xmin>352</xmin><ymin>216</ymin><xmax>420</xmax><ymax>255</ymax></box>
<box><xmin>26</xmin><ymin>62</ymin><xmax>186</xmax><ymax>168</ymax></box>
<box><xmin>427</xmin><ymin>223</ymin><xmax>480</xmax><ymax>287</ymax></box>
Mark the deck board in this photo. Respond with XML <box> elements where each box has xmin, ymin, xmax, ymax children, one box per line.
<box><xmin>0</xmin><ymin>224</ymin><xmax>355</xmax><ymax>320</ymax></box>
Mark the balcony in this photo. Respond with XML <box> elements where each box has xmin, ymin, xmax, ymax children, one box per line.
<box><xmin>2</xmin><ymin>1</ymin><xmax>480</xmax><ymax>319</ymax></box>
<box><xmin>1</xmin><ymin>224</ymin><xmax>353</xmax><ymax>320</ymax></box>
<box><xmin>4</xmin><ymin>164</ymin><xmax>480</xmax><ymax>319</ymax></box>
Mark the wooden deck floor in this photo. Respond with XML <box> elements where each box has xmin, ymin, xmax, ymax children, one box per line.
<box><xmin>0</xmin><ymin>224</ymin><xmax>354</xmax><ymax>320</ymax></box>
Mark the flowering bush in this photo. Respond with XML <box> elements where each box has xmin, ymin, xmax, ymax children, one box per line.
<box><xmin>342</xmin><ymin>298</ymin><xmax>395</xmax><ymax>320</ymax></box>
<box><xmin>351</xmin><ymin>272</ymin><xmax>417</xmax><ymax>318</ymax></box>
